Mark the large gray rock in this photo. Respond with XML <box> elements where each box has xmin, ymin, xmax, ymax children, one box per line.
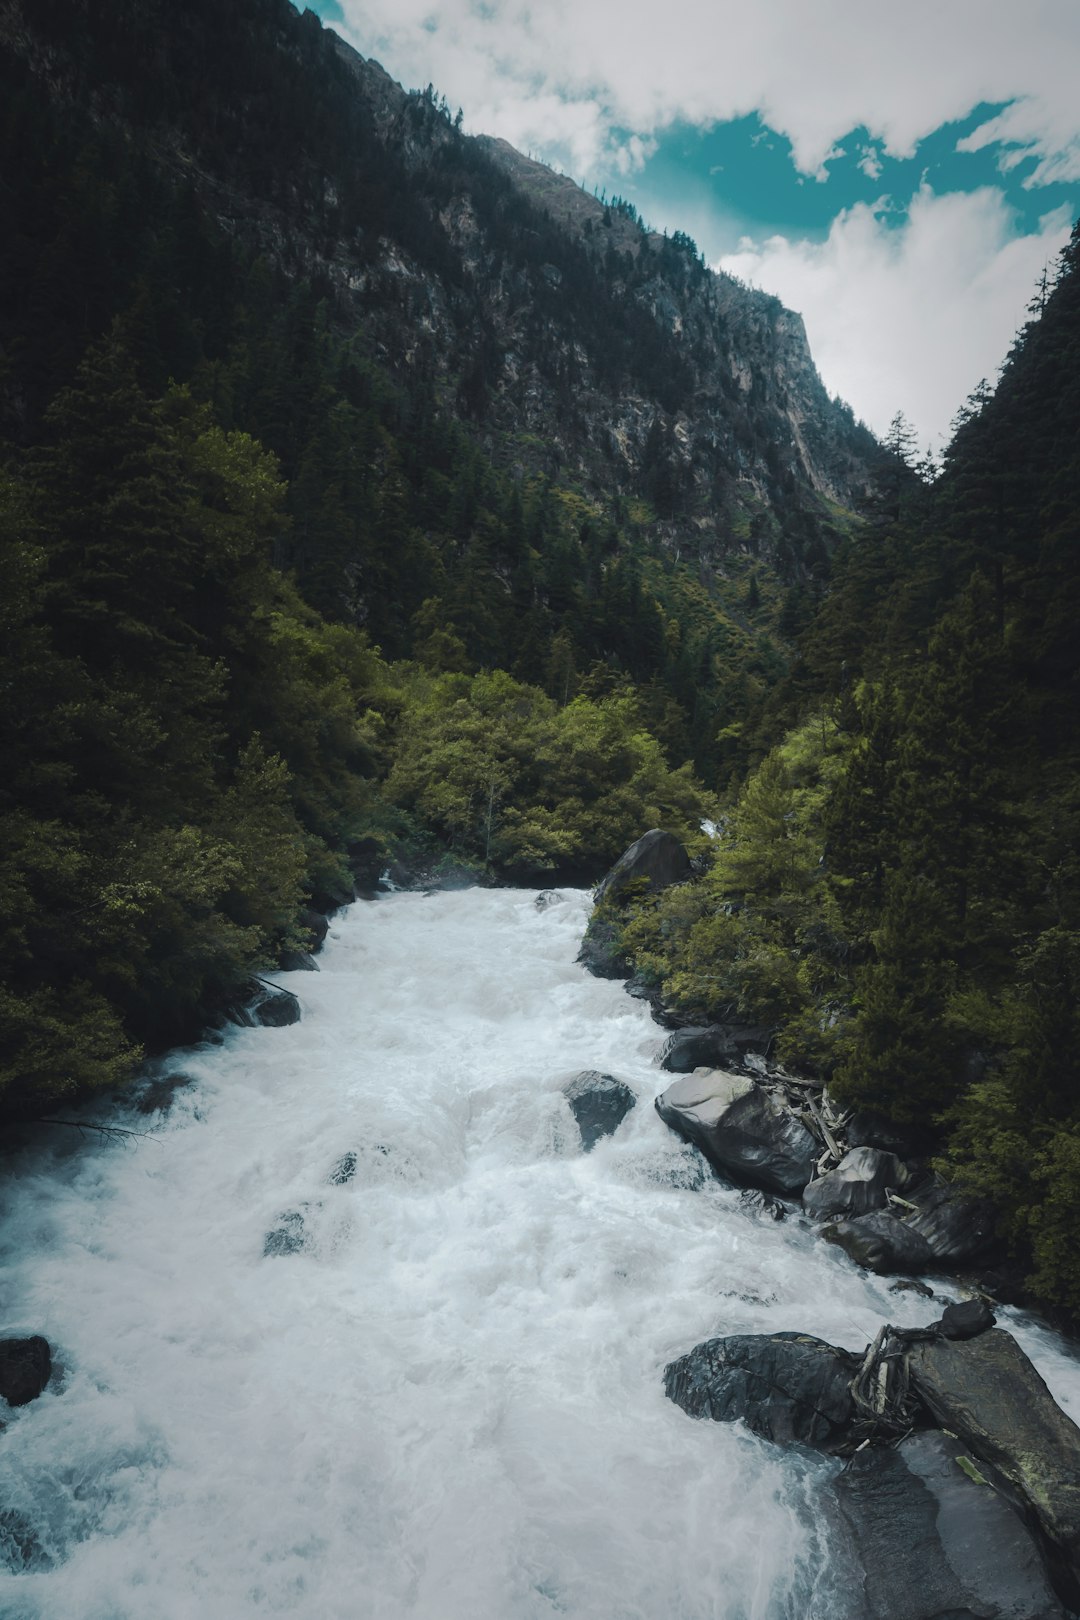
<box><xmin>657</xmin><ymin>1024</ymin><xmax>772</xmax><ymax>1073</ymax></box>
<box><xmin>593</xmin><ymin>829</ymin><xmax>691</xmax><ymax>907</ymax></box>
<box><xmin>908</xmin><ymin>1329</ymin><xmax>1080</xmax><ymax>1602</ymax></box>
<box><xmin>0</xmin><ymin>1337</ymin><xmax>51</xmax><ymax>1406</ymax></box>
<box><xmin>905</xmin><ymin>1174</ymin><xmax>1000</xmax><ymax>1266</ymax></box>
<box><xmin>655</xmin><ymin>1070</ymin><xmax>818</xmax><ymax>1195</ymax></box>
<box><xmin>832</xmin><ymin>1429</ymin><xmax>1066</xmax><ymax>1620</ymax></box>
<box><xmin>822</xmin><ymin>1210</ymin><xmax>936</xmax><ymax>1274</ymax></box>
<box><xmin>563</xmin><ymin>1071</ymin><xmax>636</xmax><ymax>1151</ymax></box>
<box><xmin>664</xmin><ymin>1332</ymin><xmax>858</xmax><ymax>1452</ymax></box>
<box><xmin>803</xmin><ymin>1147</ymin><xmax>911</xmax><ymax>1220</ymax></box>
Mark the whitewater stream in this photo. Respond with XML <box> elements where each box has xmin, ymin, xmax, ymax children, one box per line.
<box><xmin>3</xmin><ymin>887</ymin><xmax>1080</xmax><ymax>1619</ymax></box>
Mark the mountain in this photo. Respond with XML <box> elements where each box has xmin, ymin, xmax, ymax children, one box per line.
<box><xmin>0</xmin><ymin>0</ymin><xmax>877</xmax><ymax>585</ymax></box>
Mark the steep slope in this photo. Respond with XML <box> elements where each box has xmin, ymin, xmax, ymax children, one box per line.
<box><xmin>0</xmin><ymin>0</ymin><xmax>877</xmax><ymax>586</ymax></box>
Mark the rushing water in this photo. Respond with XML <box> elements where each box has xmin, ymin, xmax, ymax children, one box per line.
<box><xmin>2</xmin><ymin>887</ymin><xmax>1080</xmax><ymax>1620</ymax></box>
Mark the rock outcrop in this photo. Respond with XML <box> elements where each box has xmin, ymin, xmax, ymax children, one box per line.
<box><xmin>908</xmin><ymin>1329</ymin><xmax>1080</xmax><ymax>1602</ymax></box>
<box><xmin>593</xmin><ymin>830</ymin><xmax>691</xmax><ymax>907</ymax></box>
<box><xmin>831</xmin><ymin>1429</ymin><xmax>1066</xmax><ymax>1620</ymax></box>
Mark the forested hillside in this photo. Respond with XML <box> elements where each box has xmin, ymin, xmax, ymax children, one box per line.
<box><xmin>610</xmin><ymin>222</ymin><xmax>1080</xmax><ymax>1314</ymax></box>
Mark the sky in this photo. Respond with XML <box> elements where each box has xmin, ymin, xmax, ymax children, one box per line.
<box><xmin>310</xmin><ymin>0</ymin><xmax>1079</xmax><ymax>449</ymax></box>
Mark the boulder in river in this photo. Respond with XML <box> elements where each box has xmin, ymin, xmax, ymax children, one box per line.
<box><xmin>228</xmin><ymin>981</ymin><xmax>301</xmax><ymax>1028</ymax></box>
<box><xmin>908</xmin><ymin>1328</ymin><xmax>1080</xmax><ymax>1603</ymax></box>
<box><xmin>831</xmin><ymin>1428</ymin><xmax>1066</xmax><ymax>1620</ymax></box>
<box><xmin>576</xmin><ymin>915</ymin><xmax>631</xmax><ymax>980</ymax></box>
<box><xmin>0</xmin><ymin>1337</ymin><xmax>52</xmax><ymax>1406</ymax></box>
<box><xmin>562</xmin><ymin>1071</ymin><xmax>636</xmax><ymax>1151</ymax></box>
<box><xmin>657</xmin><ymin>1024</ymin><xmax>773</xmax><ymax>1073</ymax></box>
<box><xmin>664</xmin><ymin>1332</ymin><xmax>858</xmax><ymax>1452</ymax></box>
<box><xmin>593</xmin><ymin>829</ymin><xmax>691</xmax><ymax>907</ymax></box>
<box><xmin>822</xmin><ymin>1210</ymin><xmax>936</xmax><ymax>1274</ymax></box>
<box><xmin>822</xmin><ymin>1175</ymin><xmax>998</xmax><ymax>1275</ymax></box>
<box><xmin>655</xmin><ymin>1070</ymin><xmax>818</xmax><ymax>1195</ymax></box>
<box><xmin>803</xmin><ymin>1147</ymin><xmax>911</xmax><ymax>1221</ymax></box>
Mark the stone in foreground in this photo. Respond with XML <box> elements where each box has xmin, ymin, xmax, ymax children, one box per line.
<box><xmin>908</xmin><ymin>1329</ymin><xmax>1080</xmax><ymax>1602</ymax></box>
<box><xmin>0</xmin><ymin>1337</ymin><xmax>52</xmax><ymax>1406</ymax></box>
<box><xmin>655</xmin><ymin>1070</ymin><xmax>818</xmax><ymax>1195</ymax></box>
<box><xmin>831</xmin><ymin>1428</ymin><xmax>1065</xmax><ymax>1620</ymax></box>
<box><xmin>562</xmin><ymin>1071</ymin><xmax>636</xmax><ymax>1151</ymax></box>
<box><xmin>803</xmin><ymin>1147</ymin><xmax>910</xmax><ymax>1220</ymax></box>
<box><xmin>664</xmin><ymin>1332</ymin><xmax>858</xmax><ymax>1452</ymax></box>
<box><xmin>593</xmin><ymin>829</ymin><xmax>691</xmax><ymax>907</ymax></box>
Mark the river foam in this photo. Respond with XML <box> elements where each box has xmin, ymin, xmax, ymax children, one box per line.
<box><xmin>2</xmin><ymin>888</ymin><xmax>1078</xmax><ymax>1618</ymax></box>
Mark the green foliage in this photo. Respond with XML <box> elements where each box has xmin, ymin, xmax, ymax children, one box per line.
<box><xmin>385</xmin><ymin>669</ymin><xmax>709</xmax><ymax>875</ymax></box>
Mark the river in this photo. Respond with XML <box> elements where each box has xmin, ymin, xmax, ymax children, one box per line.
<box><xmin>2</xmin><ymin>887</ymin><xmax>1079</xmax><ymax>1619</ymax></box>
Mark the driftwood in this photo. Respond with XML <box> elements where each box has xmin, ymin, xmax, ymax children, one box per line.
<box><xmin>40</xmin><ymin>1119</ymin><xmax>153</xmax><ymax>1146</ymax></box>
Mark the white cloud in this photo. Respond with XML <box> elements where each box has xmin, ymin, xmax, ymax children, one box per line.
<box><xmin>717</xmin><ymin>188</ymin><xmax>1072</xmax><ymax>447</ymax></box>
<box><xmin>337</xmin><ymin>0</ymin><xmax>1080</xmax><ymax>187</ymax></box>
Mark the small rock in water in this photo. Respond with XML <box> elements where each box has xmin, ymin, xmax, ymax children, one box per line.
<box><xmin>889</xmin><ymin>1278</ymin><xmax>936</xmax><ymax>1299</ymax></box>
<box><xmin>0</xmin><ymin>1337</ymin><xmax>52</xmax><ymax>1406</ymax></box>
<box><xmin>535</xmin><ymin>889</ymin><xmax>562</xmax><ymax>910</ymax></box>
<box><xmin>563</xmin><ymin>1071</ymin><xmax>636</xmax><ymax>1151</ymax></box>
<box><xmin>739</xmin><ymin>1188</ymin><xmax>786</xmax><ymax>1221</ymax></box>
<box><xmin>263</xmin><ymin>1210</ymin><xmax>307</xmax><ymax>1256</ymax></box>
<box><xmin>328</xmin><ymin>1152</ymin><xmax>357</xmax><ymax>1186</ymax></box>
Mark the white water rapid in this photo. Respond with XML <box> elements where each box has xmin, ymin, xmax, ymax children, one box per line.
<box><xmin>3</xmin><ymin>887</ymin><xmax>1080</xmax><ymax>1620</ymax></box>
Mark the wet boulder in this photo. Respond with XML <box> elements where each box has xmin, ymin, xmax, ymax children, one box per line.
<box><xmin>0</xmin><ymin>1337</ymin><xmax>52</xmax><ymax>1407</ymax></box>
<box><xmin>803</xmin><ymin>1148</ymin><xmax>911</xmax><ymax>1221</ymax></box>
<box><xmin>299</xmin><ymin>908</ymin><xmax>330</xmax><ymax>950</ymax></box>
<box><xmin>657</xmin><ymin>1024</ymin><xmax>772</xmax><ymax>1073</ymax></box>
<box><xmin>278</xmin><ymin>950</ymin><xmax>319</xmax><ymax>972</ymax></box>
<box><xmin>576</xmin><ymin>915</ymin><xmax>631</xmax><ymax>980</ymax></box>
<box><xmin>535</xmin><ymin>890</ymin><xmax>562</xmax><ymax>910</ymax></box>
<box><xmin>904</xmin><ymin>1174</ymin><xmax>1000</xmax><ymax>1267</ymax></box>
<box><xmin>655</xmin><ymin>1070</ymin><xmax>818</xmax><ymax>1195</ymax></box>
<box><xmin>822</xmin><ymin>1210</ymin><xmax>936</xmax><ymax>1274</ymax></box>
<box><xmin>935</xmin><ymin>1298</ymin><xmax>996</xmax><ymax>1340</ymax></box>
<box><xmin>228</xmin><ymin>981</ymin><xmax>301</xmax><ymax>1028</ymax></box>
<box><xmin>562</xmin><ymin>1071</ymin><xmax>636</xmax><ymax>1151</ymax></box>
<box><xmin>664</xmin><ymin>1332</ymin><xmax>858</xmax><ymax>1452</ymax></box>
<box><xmin>739</xmin><ymin>1188</ymin><xmax>787</xmax><ymax>1221</ymax></box>
<box><xmin>593</xmin><ymin>829</ymin><xmax>691</xmax><ymax>907</ymax></box>
<box><xmin>831</xmin><ymin>1428</ymin><xmax>1066</xmax><ymax>1620</ymax></box>
<box><xmin>908</xmin><ymin>1329</ymin><xmax>1080</xmax><ymax>1602</ymax></box>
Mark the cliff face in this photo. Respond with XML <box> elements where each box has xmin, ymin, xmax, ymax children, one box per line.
<box><xmin>1</xmin><ymin>0</ymin><xmax>878</xmax><ymax>577</ymax></box>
